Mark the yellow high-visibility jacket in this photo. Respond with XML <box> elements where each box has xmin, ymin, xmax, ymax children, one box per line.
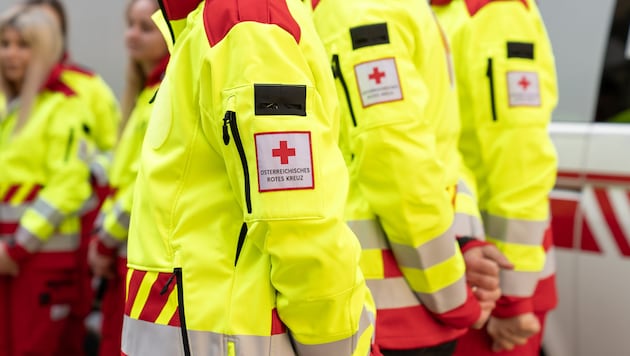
<box><xmin>61</xmin><ymin>61</ymin><xmax>120</xmax><ymax>184</ymax></box>
<box><xmin>433</xmin><ymin>0</ymin><xmax>558</xmax><ymax>317</ymax></box>
<box><xmin>1</xmin><ymin>70</ymin><xmax>91</xmax><ymax>268</ymax></box>
<box><xmin>95</xmin><ymin>57</ymin><xmax>168</xmax><ymax>257</ymax></box>
<box><xmin>312</xmin><ymin>0</ymin><xmax>481</xmax><ymax>350</ymax></box>
<box><xmin>121</xmin><ymin>1</ymin><xmax>376</xmax><ymax>355</ymax></box>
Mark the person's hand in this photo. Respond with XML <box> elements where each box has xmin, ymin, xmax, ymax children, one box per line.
<box><xmin>88</xmin><ymin>238</ymin><xmax>115</xmax><ymax>279</ymax></box>
<box><xmin>472</xmin><ymin>299</ymin><xmax>495</xmax><ymax>329</ymax></box>
<box><xmin>463</xmin><ymin>244</ymin><xmax>513</xmax><ymax>302</ymax></box>
<box><xmin>487</xmin><ymin>313</ymin><xmax>541</xmax><ymax>352</ymax></box>
<box><xmin>0</xmin><ymin>242</ymin><xmax>19</xmax><ymax>276</ymax></box>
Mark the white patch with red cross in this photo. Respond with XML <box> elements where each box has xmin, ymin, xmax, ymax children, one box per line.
<box><xmin>354</xmin><ymin>58</ymin><xmax>403</xmax><ymax>107</ymax></box>
<box><xmin>255</xmin><ymin>132</ymin><xmax>314</xmax><ymax>192</ymax></box>
<box><xmin>507</xmin><ymin>71</ymin><xmax>541</xmax><ymax>107</ymax></box>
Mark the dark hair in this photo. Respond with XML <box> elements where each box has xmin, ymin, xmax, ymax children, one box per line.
<box><xmin>24</xmin><ymin>0</ymin><xmax>67</xmax><ymax>39</ymax></box>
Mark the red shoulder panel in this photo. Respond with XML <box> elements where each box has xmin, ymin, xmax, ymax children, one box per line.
<box><xmin>465</xmin><ymin>0</ymin><xmax>528</xmax><ymax>17</ymax></box>
<box><xmin>161</xmin><ymin>0</ymin><xmax>202</xmax><ymax>20</ymax></box>
<box><xmin>203</xmin><ymin>0</ymin><xmax>301</xmax><ymax>47</ymax></box>
<box><xmin>312</xmin><ymin>0</ymin><xmax>321</xmax><ymax>9</ymax></box>
<box><xmin>430</xmin><ymin>0</ymin><xmax>453</xmax><ymax>6</ymax></box>
<box><xmin>43</xmin><ymin>64</ymin><xmax>77</xmax><ymax>97</ymax></box>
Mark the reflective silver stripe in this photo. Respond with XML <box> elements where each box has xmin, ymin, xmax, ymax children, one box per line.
<box><xmin>32</xmin><ymin>199</ymin><xmax>65</xmax><ymax>227</ymax></box>
<box><xmin>15</xmin><ymin>226</ymin><xmax>79</xmax><ymax>252</ymax></box>
<box><xmin>539</xmin><ymin>247</ymin><xmax>556</xmax><ymax>279</ymax></box>
<box><xmin>367</xmin><ymin>276</ymin><xmax>467</xmax><ymax>314</ymax></box>
<box><xmin>79</xmin><ymin>193</ymin><xmax>99</xmax><ymax>215</ymax></box>
<box><xmin>118</xmin><ymin>243</ymin><xmax>128</xmax><ymax>257</ymax></box>
<box><xmin>457</xmin><ymin>179</ymin><xmax>473</xmax><ymax>196</ymax></box>
<box><xmin>482</xmin><ymin>212</ymin><xmax>548</xmax><ymax>246</ymax></box>
<box><xmin>416</xmin><ymin>276</ymin><xmax>468</xmax><ymax>314</ymax></box>
<box><xmin>293</xmin><ymin>305</ymin><xmax>373</xmax><ymax>356</ymax></box>
<box><xmin>390</xmin><ymin>231</ymin><xmax>457</xmax><ymax>270</ymax></box>
<box><xmin>112</xmin><ymin>202</ymin><xmax>131</xmax><ymax>231</ymax></box>
<box><xmin>367</xmin><ymin>277</ymin><xmax>419</xmax><ymax>310</ymax></box>
<box><xmin>0</xmin><ymin>204</ymin><xmax>28</xmax><ymax>222</ymax></box>
<box><xmin>453</xmin><ymin>212</ymin><xmax>485</xmax><ymax>240</ymax></box>
<box><xmin>347</xmin><ymin>219</ymin><xmax>389</xmax><ymax>250</ymax></box>
<box><xmin>122</xmin><ymin>316</ymin><xmax>297</xmax><ymax>356</ymax></box>
<box><xmin>499</xmin><ymin>269</ymin><xmax>540</xmax><ymax>297</ymax></box>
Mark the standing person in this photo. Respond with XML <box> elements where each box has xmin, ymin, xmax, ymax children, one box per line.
<box><xmin>0</xmin><ymin>5</ymin><xmax>92</xmax><ymax>356</ymax></box>
<box><xmin>431</xmin><ymin>0</ymin><xmax>559</xmax><ymax>354</ymax></box>
<box><xmin>22</xmin><ymin>2</ymin><xmax>122</xmax><ymax>354</ymax></box>
<box><xmin>311</xmin><ymin>0</ymin><xmax>510</xmax><ymax>355</ymax></box>
<box><xmin>87</xmin><ymin>0</ymin><xmax>169</xmax><ymax>355</ymax></box>
<box><xmin>120</xmin><ymin>1</ymin><xmax>378</xmax><ymax>355</ymax></box>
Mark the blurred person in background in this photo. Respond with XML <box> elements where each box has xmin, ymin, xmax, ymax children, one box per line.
<box><xmin>432</xmin><ymin>0</ymin><xmax>559</xmax><ymax>354</ymax></box>
<box><xmin>87</xmin><ymin>0</ymin><xmax>168</xmax><ymax>355</ymax></box>
<box><xmin>0</xmin><ymin>5</ymin><xmax>92</xmax><ymax>356</ymax></box>
<box><xmin>23</xmin><ymin>1</ymin><xmax>121</xmax><ymax>354</ymax></box>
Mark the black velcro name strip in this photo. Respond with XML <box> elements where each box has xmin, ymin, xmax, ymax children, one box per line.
<box><xmin>254</xmin><ymin>84</ymin><xmax>307</xmax><ymax>116</ymax></box>
<box><xmin>507</xmin><ymin>42</ymin><xmax>535</xmax><ymax>59</ymax></box>
<box><xmin>350</xmin><ymin>23</ymin><xmax>390</xmax><ymax>50</ymax></box>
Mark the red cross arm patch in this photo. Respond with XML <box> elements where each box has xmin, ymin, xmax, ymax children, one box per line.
<box><xmin>354</xmin><ymin>57</ymin><xmax>403</xmax><ymax>107</ymax></box>
<box><xmin>255</xmin><ymin>132</ymin><xmax>315</xmax><ymax>192</ymax></box>
<box><xmin>507</xmin><ymin>71</ymin><xmax>541</xmax><ymax>107</ymax></box>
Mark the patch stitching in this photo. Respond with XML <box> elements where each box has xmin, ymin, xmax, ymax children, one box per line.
<box><xmin>255</xmin><ymin>132</ymin><xmax>315</xmax><ymax>192</ymax></box>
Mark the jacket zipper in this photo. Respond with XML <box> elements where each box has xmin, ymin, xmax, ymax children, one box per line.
<box><xmin>486</xmin><ymin>58</ymin><xmax>498</xmax><ymax>121</ymax></box>
<box><xmin>222</xmin><ymin>111</ymin><xmax>252</xmax><ymax>214</ymax></box>
<box><xmin>156</xmin><ymin>0</ymin><xmax>176</xmax><ymax>45</ymax></box>
<box><xmin>234</xmin><ymin>222</ymin><xmax>248</xmax><ymax>266</ymax></box>
<box><xmin>160</xmin><ymin>268</ymin><xmax>191</xmax><ymax>356</ymax></box>
<box><xmin>332</xmin><ymin>54</ymin><xmax>358</xmax><ymax>127</ymax></box>
<box><xmin>64</xmin><ymin>129</ymin><xmax>75</xmax><ymax>161</ymax></box>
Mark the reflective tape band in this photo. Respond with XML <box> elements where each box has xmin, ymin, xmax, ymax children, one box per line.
<box><xmin>390</xmin><ymin>234</ymin><xmax>458</xmax><ymax>270</ymax></box>
<box><xmin>483</xmin><ymin>212</ymin><xmax>548</xmax><ymax>246</ymax></box>
<box><xmin>347</xmin><ymin>219</ymin><xmax>389</xmax><ymax>250</ymax></box>
<box><xmin>499</xmin><ymin>269</ymin><xmax>540</xmax><ymax>297</ymax></box>
<box><xmin>539</xmin><ymin>246</ymin><xmax>556</xmax><ymax>279</ymax></box>
<box><xmin>15</xmin><ymin>226</ymin><xmax>79</xmax><ymax>252</ymax></box>
<box><xmin>31</xmin><ymin>198</ymin><xmax>65</xmax><ymax>227</ymax></box>
<box><xmin>0</xmin><ymin>204</ymin><xmax>28</xmax><ymax>222</ymax></box>
<box><xmin>452</xmin><ymin>212</ymin><xmax>485</xmax><ymax>240</ymax></box>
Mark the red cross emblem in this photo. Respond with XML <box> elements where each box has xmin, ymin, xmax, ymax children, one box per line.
<box><xmin>518</xmin><ymin>76</ymin><xmax>531</xmax><ymax>90</ymax></box>
<box><xmin>368</xmin><ymin>67</ymin><xmax>386</xmax><ymax>84</ymax></box>
<box><xmin>272</xmin><ymin>141</ymin><xmax>296</xmax><ymax>165</ymax></box>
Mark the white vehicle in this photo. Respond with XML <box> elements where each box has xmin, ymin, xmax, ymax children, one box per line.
<box><xmin>540</xmin><ymin>0</ymin><xmax>630</xmax><ymax>355</ymax></box>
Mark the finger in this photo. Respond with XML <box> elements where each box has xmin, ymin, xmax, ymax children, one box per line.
<box><xmin>492</xmin><ymin>339</ymin><xmax>515</xmax><ymax>352</ymax></box>
<box><xmin>475</xmin><ymin>288</ymin><xmax>501</xmax><ymax>303</ymax></box>
<box><xmin>482</xmin><ymin>246</ymin><xmax>514</xmax><ymax>270</ymax></box>
<box><xmin>467</xmin><ymin>271</ymin><xmax>500</xmax><ymax>290</ymax></box>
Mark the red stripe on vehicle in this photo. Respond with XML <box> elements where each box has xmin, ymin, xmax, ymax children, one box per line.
<box><xmin>580</xmin><ymin>218</ymin><xmax>601</xmax><ymax>254</ymax></box>
<box><xmin>594</xmin><ymin>189</ymin><xmax>630</xmax><ymax>256</ymax></box>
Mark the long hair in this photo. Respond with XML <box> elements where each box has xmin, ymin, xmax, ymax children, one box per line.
<box><xmin>0</xmin><ymin>5</ymin><xmax>63</xmax><ymax>133</ymax></box>
<box><xmin>120</xmin><ymin>0</ymin><xmax>160</xmax><ymax>128</ymax></box>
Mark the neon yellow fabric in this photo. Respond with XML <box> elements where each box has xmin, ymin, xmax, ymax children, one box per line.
<box><xmin>0</xmin><ymin>92</ymin><xmax>91</xmax><ymax>241</ymax></box>
<box><xmin>125</xmin><ymin>0</ymin><xmax>374</xmax><ymax>353</ymax></box>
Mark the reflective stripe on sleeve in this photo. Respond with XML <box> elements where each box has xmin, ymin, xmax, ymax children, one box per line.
<box><xmin>483</xmin><ymin>212</ymin><xmax>548</xmax><ymax>246</ymax></box>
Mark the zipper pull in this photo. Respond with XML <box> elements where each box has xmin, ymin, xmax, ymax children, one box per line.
<box><xmin>160</xmin><ymin>273</ymin><xmax>176</xmax><ymax>295</ymax></box>
<box><xmin>222</xmin><ymin>111</ymin><xmax>231</xmax><ymax>145</ymax></box>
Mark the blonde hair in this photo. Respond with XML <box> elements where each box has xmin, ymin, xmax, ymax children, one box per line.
<box><xmin>0</xmin><ymin>5</ymin><xmax>63</xmax><ymax>133</ymax></box>
<box><xmin>120</xmin><ymin>0</ymin><xmax>160</xmax><ymax>131</ymax></box>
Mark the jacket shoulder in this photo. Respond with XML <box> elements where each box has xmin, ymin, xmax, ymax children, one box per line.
<box><xmin>464</xmin><ymin>0</ymin><xmax>528</xmax><ymax>17</ymax></box>
<box><xmin>202</xmin><ymin>0</ymin><xmax>301</xmax><ymax>46</ymax></box>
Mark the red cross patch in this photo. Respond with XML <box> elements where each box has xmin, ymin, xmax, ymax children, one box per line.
<box><xmin>255</xmin><ymin>132</ymin><xmax>314</xmax><ymax>192</ymax></box>
<box><xmin>354</xmin><ymin>57</ymin><xmax>403</xmax><ymax>107</ymax></box>
<box><xmin>507</xmin><ymin>71</ymin><xmax>541</xmax><ymax>107</ymax></box>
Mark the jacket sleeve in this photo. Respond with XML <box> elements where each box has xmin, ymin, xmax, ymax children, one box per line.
<box><xmin>452</xmin><ymin>1</ymin><xmax>558</xmax><ymax>317</ymax></box>
<box><xmin>14</xmin><ymin>97</ymin><xmax>92</xmax><ymax>254</ymax></box>
<box><xmin>199</xmin><ymin>19</ymin><xmax>375</xmax><ymax>355</ymax></box>
<box><xmin>333</xmin><ymin>15</ymin><xmax>480</xmax><ymax>328</ymax></box>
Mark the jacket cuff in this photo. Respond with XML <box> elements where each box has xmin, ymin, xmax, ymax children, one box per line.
<box><xmin>6</xmin><ymin>243</ymin><xmax>32</xmax><ymax>264</ymax></box>
<box><xmin>492</xmin><ymin>296</ymin><xmax>535</xmax><ymax>318</ymax></box>
<box><xmin>433</xmin><ymin>286</ymin><xmax>481</xmax><ymax>329</ymax></box>
<box><xmin>457</xmin><ymin>237</ymin><xmax>489</xmax><ymax>254</ymax></box>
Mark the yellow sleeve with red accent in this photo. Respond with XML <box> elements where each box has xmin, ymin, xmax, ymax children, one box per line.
<box><xmin>450</xmin><ymin>0</ymin><xmax>558</xmax><ymax>317</ymax></box>
<box><xmin>315</xmin><ymin>1</ymin><xmax>480</xmax><ymax>328</ymax></box>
